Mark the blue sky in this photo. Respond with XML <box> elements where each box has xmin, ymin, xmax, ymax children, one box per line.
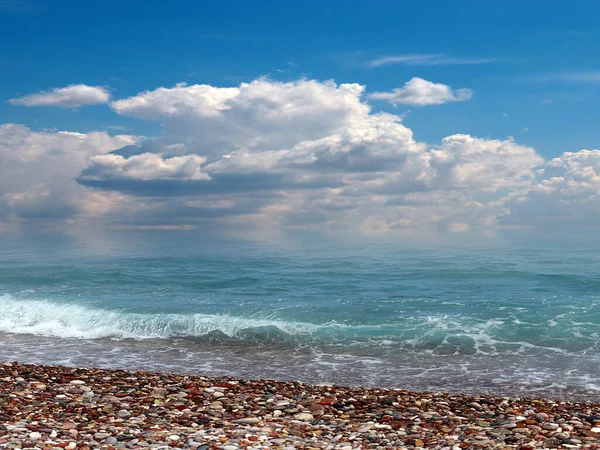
<box><xmin>3</xmin><ymin>0</ymin><xmax>600</xmax><ymax>156</ymax></box>
<box><xmin>2</xmin><ymin>0</ymin><xmax>600</xmax><ymax>233</ymax></box>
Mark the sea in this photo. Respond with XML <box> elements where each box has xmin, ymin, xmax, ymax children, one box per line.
<box><xmin>2</xmin><ymin>229</ymin><xmax>600</xmax><ymax>401</ymax></box>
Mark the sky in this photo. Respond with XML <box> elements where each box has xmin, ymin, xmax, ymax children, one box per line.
<box><xmin>2</xmin><ymin>0</ymin><xmax>600</xmax><ymax>234</ymax></box>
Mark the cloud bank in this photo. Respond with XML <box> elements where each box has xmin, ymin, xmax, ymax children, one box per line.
<box><xmin>2</xmin><ymin>77</ymin><xmax>600</xmax><ymax>233</ymax></box>
<box><xmin>0</xmin><ymin>124</ymin><xmax>137</xmax><ymax>226</ymax></box>
<box><xmin>8</xmin><ymin>84</ymin><xmax>111</xmax><ymax>107</ymax></box>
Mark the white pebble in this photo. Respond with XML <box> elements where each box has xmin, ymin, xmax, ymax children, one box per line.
<box><xmin>29</xmin><ymin>432</ymin><xmax>41</xmax><ymax>440</ymax></box>
<box><xmin>236</xmin><ymin>418</ymin><xmax>260</xmax><ymax>425</ymax></box>
<box><xmin>70</xmin><ymin>380</ymin><xmax>86</xmax><ymax>385</ymax></box>
<box><xmin>293</xmin><ymin>412</ymin><xmax>313</xmax><ymax>421</ymax></box>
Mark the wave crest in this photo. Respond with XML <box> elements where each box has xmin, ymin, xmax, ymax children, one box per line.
<box><xmin>0</xmin><ymin>295</ymin><xmax>324</xmax><ymax>340</ymax></box>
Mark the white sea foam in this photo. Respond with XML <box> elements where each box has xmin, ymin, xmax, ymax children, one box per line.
<box><xmin>0</xmin><ymin>294</ymin><xmax>325</xmax><ymax>340</ymax></box>
<box><xmin>1</xmin><ymin>294</ymin><xmax>598</xmax><ymax>357</ymax></box>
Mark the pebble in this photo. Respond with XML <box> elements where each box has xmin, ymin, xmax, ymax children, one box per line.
<box><xmin>294</xmin><ymin>412</ymin><xmax>314</xmax><ymax>421</ymax></box>
<box><xmin>28</xmin><ymin>432</ymin><xmax>41</xmax><ymax>440</ymax></box>
<box><xmin>1</xmin><ymin>361</ymin><xmax>600</xmax><ymax>450</ymax></box>
<box><xmin>117</xmin><ymin>409</ymin><xmax>131</xmax><ymax>418</ymax></box>
<box><xmin>235</xmin><ymin>418</ymin><xmax>261</xmax><ymax>425</ymax></box>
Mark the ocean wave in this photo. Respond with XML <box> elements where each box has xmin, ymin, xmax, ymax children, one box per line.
<box><xmin>0</xmin><ymin>295</ymin><xmax>329</xmax><ymax>340</ymax></box>
<box><xmin>1</xmin><ymin>295</ymin><xmax>599</xmax><ymax>356</ymax></box>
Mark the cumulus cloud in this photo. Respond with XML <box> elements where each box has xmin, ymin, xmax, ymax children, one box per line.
<box><xmin>110</xmin><ymin>79</ymin><xmax>369</xmax><ymax>159</ymax></box>
<box><xmin>497</xmin><ymin>150</ymin><xmax>600</xmax><ymax>227</ymax></box>
<box><xmin>5</xmin><ymin>77</ymin><xmax>600</xmax><ymax>232</ymax></box>
<box><xmin>8</xmin><ymin>84</ymin><xmax>110</xmax><ymax>107</ymax></box>
<box><xmin>83</xmin><ymin>153</ymin><xmax>210</xmax><ymax>181</ymax></box>
<box><xmin>369</xmin><ymin>78</ymin><xmax>473</xmax><ymax>106</ymax></box>
<box><xmin>428</xmin><ymin>135</ymin><xmax>542</xmax><ymax>192</ymax></box>
<box><xmin>0</xmin><ymin>124</ymin><xmax>137</xmax><ymax>225</ymax></box>
<box><xmin>74</xmin><ymin>78</ymin><xmax>543</xmax><ymax>231</ymax></box>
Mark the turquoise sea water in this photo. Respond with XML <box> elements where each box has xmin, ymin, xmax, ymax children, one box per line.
<box><xmin>1</xmin><ymin>230</ymin><xmax>600</xmax><ymax>400</ymax></box>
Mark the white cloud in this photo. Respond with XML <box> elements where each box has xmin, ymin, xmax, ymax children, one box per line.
<box><xmin>84</xmin><ymin>153</ymin><xmax>210</xmax><ymax>181</ymax></box>
<box><xmin>111</xmin><ymin>79</ymin><xmax>368</xmax><ymax>157</ymax></box>
<box><xmin>0</xmin><ymin>124</ymin><xmax>138</xmax><ymax>225</ymax></box>
<box><xmin>369</xmin><ymin>78</ymin><xmax>473</xmax><ymax>106</ymax></box>
<box><xmin>5</xmin><ymin>77</ymin><xmax>600</xmax><ymax>233</ymax></box>
<box><xmin>497</xmin><ymin>150</ymin><xmax>600</xmax><ymax>227</ymax></box>
<box><xmin>8</xmin><ymin>84</ymin><xmax>111</xmax><ymax>107</ymax></box>
<box><xmin>78</xmin><ymin>78</ymin><xmax>541</xmax><ymax>231</ymax></box>
<box><xmin>367</xmin><ymin>54</ymin><xmax>498</xmax><ymax>68</ymax></box>
<box><xmin>428</xmin><ymin>135</ymin><xmax>542</xmax><ymax>192</ymax></box>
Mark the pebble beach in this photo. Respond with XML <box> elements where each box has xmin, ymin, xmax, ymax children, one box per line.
<box><xmin>2</xmin><ymin>363</ymin><xmax>600</xmax><ymax>449</ymax></box>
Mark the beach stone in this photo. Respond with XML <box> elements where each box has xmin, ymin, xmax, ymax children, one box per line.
<box><xmin>4</xmin><ymin>362</ymin><xmax>600</xmax><ymax>450</ymax></box>
<box><xmin>235</xmin><ymin>418</ymin><xmax>260</xmax><ymax>425</ymax></box>
<box><xmin>70</xmin><ymin>380</ymin><xmax>86</xmax><ymax>385</ymax></box>
<box><xmin>28</xmin><ymin>432</ymin><xmax>41</xmax><ymax>441</ymax></box>
<box><xmin>309</xmin><ymin>404</ymin><xmax>325</xmax><ymax>415</ymax></box>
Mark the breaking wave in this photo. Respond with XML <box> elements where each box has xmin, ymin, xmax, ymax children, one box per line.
<box><xmin>1</xmin><ymin>295</ymin><xmax>600</xmax><ymax>357</ymax></box>
<box><xmin>0</xmin><ymin>295</ymin><xmax>330</xmax><ymax>340</ymax></box>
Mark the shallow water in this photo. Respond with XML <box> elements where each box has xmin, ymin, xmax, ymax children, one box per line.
<box><xmin>2</xmin><ymin>230</ymin><xmax>600</xmax><ymax>401</ymax></box>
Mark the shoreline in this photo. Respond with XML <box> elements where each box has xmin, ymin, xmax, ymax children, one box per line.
<box><xmin>2</xmin><ymin>362</ymin><xmax>600</xmax><ymax>449</ymax></box>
